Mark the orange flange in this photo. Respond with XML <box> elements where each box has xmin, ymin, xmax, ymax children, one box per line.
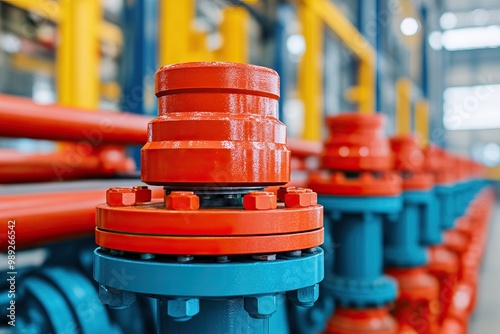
<box><xmin>97</xmin><ymin>201</ymin><xmax>322</xmax><ymax>236</ymax></box>
<box><xmin>308</xmin><ymin>171</ymin><xmax>401</xmax><ymax>196</ymax></box>
<box><xmin>141</xmin><ymin>62</ymin><xmax>290</xmax><ymax>187</ymax></box>
<box><xmin>96</xmin><ymin>228</ymin><xmax>323</xmax><ymax>255</ymax></box>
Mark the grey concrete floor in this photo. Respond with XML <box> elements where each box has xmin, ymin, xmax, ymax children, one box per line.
<box><xmin>469</xmin><ymin>204</ymin><xmax>500</xmax><ymax>334</ymax></box>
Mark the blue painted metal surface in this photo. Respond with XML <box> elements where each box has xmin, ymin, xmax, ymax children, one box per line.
<box><xmin>421</xmin><ymin>188</ymin><xmax>443</xmax><ymax>246</ymax></box>
<box><xmin>435</xmin><ymin>183</ymin><xmax>455</xmax><ymax>230</ymax></box>
<box><xmin>385</xmin><ymin>190</ymin><xmax>431</xmax><ymax>268</ymax></box>
<box><xmin>94</xmin><ymin>249</ymin><xmax>323</xmax><ymax>297</ymax></box>
<box><xmin>95</xmin><ymin>249</ymin><xmax>324</xmax><ymax>334</ymax></box>
<box><xmin>289</xmin><ymin>222</ymin><xmax>335</xmax><ymax>334</ymax></box>
<box><xmin>16</xmin><ymin>268</ymin><xmax>120</xmax><ymax>334</ymax></box>
<box><xmin>318</xmin><ymin>195</ymin><xmax>402</xmax><ymax>307</ymax></box>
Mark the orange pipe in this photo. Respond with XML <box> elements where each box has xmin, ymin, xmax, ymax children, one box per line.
<box><xmin>0</xmin><ymin>94</ymin><xmax>149</xmax><ymax>144</ymax></box>
<box><xmin>0</xmin><ymin>187</ymin><xmax>164</xmax><ymax>250</ymax></box>
<box><xmin>0</xmin><ymin>148</ymin><xmax>135</xmax><ymax>183</ymax></box>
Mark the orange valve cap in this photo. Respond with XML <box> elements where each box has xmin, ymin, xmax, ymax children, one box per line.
<box><xmin>141</xmin><ymin>62</ymin><xmax>290</xmax><ymax>187</ymax></box>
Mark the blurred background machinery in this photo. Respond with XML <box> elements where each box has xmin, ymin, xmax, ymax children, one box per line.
<box><xmin>0</xmin><ymin>0</ymin><xmax>499</xmax><ymax>333</ymax></box>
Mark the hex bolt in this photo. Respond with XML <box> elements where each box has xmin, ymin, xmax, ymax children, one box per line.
<box><xmin>243</xmin><ymin>191</ymin><xmax>277</xmax><ymax>210</ymax></box>
<box><xmin>106</xmin><ymin>187</ymin><xmax>136</xmax><ymax>207</ymax></box>
<box><xmin>251</xmin><ymin>254</ymin><xmax>276</xmax><ymax>261</ymax></box>
<box><xmin>98</xmin><ymin>285</ymin><xmax>136</xmax><ymax>310</ymax></box>
<box><xmin>284</xmin><ymin>188</ymin><xmax>318</xmax><ymax>208</ymax></box>
<box><xmin>140</xmin><ymin>253</ymin><xmax>155</xmax><ymax>260</ymax></box>
<box><xmin>284</xmin><ymin>250</ymin><xmax>302</xmax><ymax>258</ymax></box>
<box><xmin>177</xmin><ymin>255</ymin><xmax>194</xmax><ymax>262</ymax></box>
<box><xmin>286</xmin><ymin>284</ymin><xmax>319</xmax><ymax>308</ymax></box>
<box><xmin>216</xmin><ymin>256</ymin><xmax>229</xmax><ymax>263</ymax></box>
<box><xmin>132</xmin><ymin>186</ymin><xmax>152</xmax><ymax>203</ymax></box>
<box><xmin>244</xmin><ymin>295</ymin><xmax>277</xmax><ymax>319</ymax></box>
<box><xmin>165</xmin><ymin>191</ymin><xmax>200</xmax><ymax>210</ymax></box>
<box><xmin>166</xmin><ymin>298</ymin><xmax>200</xmax><ymax>321</ymax></box>
<box><xmin>303</xmin><ymin>247</ymin><xmax>318</xmax><ymax>254</ymax></box>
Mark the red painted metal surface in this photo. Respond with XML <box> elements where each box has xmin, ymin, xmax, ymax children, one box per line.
<box><xmin>142</xmin><ymin>62</ymin><xmax>290</xmax><ymax>187</ymax></box>
<box><xmin>325</xmin><ymin>307</ymin><xmax>398</xmax><ymax>334</ymax></box>
<box><xmin>309</xmin><ymin>170</ymin><xmax>401</xmax><ymax>196</ymax></box>
<box><xmin>309</xmin><ymin>113</ymin><xmax>402</xmax><ymax>196</ymax></box>
<box><xmin>96</xmin><ymin>227</ymin><xmax>324</xmax><ymax>255</ymax></box>
<box><xmin>0</xmin><ymin>94</ymin><xmax>150</xmax><ymax>144</ymax></box>
<box><xmin>390</xmin><ymin>135</ymin><xmax>433</xmax><ymax>191</ymax></box>
<box><xmin>0</xmin><ymin>147</ymin><xmax>135</xmax><ymax>183</ymax></box>
<box><xmin>321</xmin><ymin>114</ymin><xmax>393</xmax><ymax>172</ymax></box>
<box><xmin>0</xmin><ymin>188</ymin><xmax>164</xmax><ymax>250</ymax></box>
<box><xmin>97</xmin><ymin>201</ymin><xmax>322</xmax><ymax>236</ymax></box>
<box><xmin>427</xmin><ymin>246</ymin><xmax>459</xmax><ymax>326</ymax></box>
<box><xmin>386</xmin><ymin>267</ymin><xmax>440</xmax><ymax>334</ymax></box>
<box><xmin>96</xmin><ymin>62</ymin><xmax>323</xmax><ymax>256</ymax></box>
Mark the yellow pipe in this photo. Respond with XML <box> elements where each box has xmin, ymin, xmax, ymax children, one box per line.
<box><xmin>216</xmin><ymin>7</ymin><xmax>249</xmax><ymax>63</ymax></box>
<box><xmin>57</xmin><ymin>0</ymin><xmax>100</xmax><ymax>109</ymax></box>
<box><xmin>4</xmin><ymin>0</ymin><xmax>122</xmax><ymax>46</ymax></box>
<box><xmin>159</xmin><ymin>0</ymin><xmax>194</xmax><ymax>65</ymax></box>
<box><xmin>302</xmin><ymin>0</ymin><xmax>375</xmax><ymax>112</ymax></box>
<box><xmin>415</xmin><ymin>99</ymin><xmax>429</xmax><ymax>147</ymax></box>
<box><xmin>396</xmin><ymin>78</ymin><xmax>412</xmax><ymax>135</ymax></box>
<box><xmin>298</xmin><ymin>2</ymin><xmax>323</xmax><ymax>141</ymax></box>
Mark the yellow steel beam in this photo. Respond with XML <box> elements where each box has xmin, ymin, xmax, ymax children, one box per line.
<box><xmin>298</xmin><ymin>2</ymin><xmax>323</xmax><ymax>141</ymax></box>
<box><xmin>57</xmin><ymin>0</ymin><xmax>100</xmax><ymax>109</ymax></box>
<box><xmin>216</xmin><ymin>6</ymin><xmax>249</xmax><ymax>63</ymax></box>
<box><xmin>396</xmin><ymin>78</ymin><xmax>412</xmax><ymax>135</ymax></box>
<box><xmin>3</xmin><ymin>0</ymin><xmax>122</xmax><ymax>46</ymax></box>
<box><xmin>302</xmin><ymin>0</ymin><xmax>375</xmax><ymax>113</ymax></box>
<box><xmin>159</xmin><ymin>0</ymin><xmax>194</xmax><ymax>65</ymax></box>
<box><xmin>415</xmin><ymin>99</ymin><xmax>429</xmax><ymax>147</ymax></box>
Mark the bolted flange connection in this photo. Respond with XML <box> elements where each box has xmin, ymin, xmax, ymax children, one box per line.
<box><xmin>164</xmin><ymin>298</ymin><xmax>200</xmax><ymax>322</ymax></box>
<box><xmin>94</xmin><ymin>63</ymin><xmax>325</xmax><ymax>332</ymax></box>
<box><xmin>106</xmin><ymin>186</ymin><xmax>152</xmax><ymax>207</ymax></box>
<box><xmin>244</xmin><ymin>295</ymin><xmax>278</xmax><ymax>319</ymax></box>
<box><xmin>98</xmin><ymin>285</ymin><xmax>136</xmax><ymax>310</ymax></box>
<box><xmin>165</xmin><ymin>191</ymin><xmax>200</xmax><ymax>210</ymax></box>
<box><xmin>287</xmin><ymin>284</ymin><xmax>320</xmax><ymax>307</ymax></box>
<box><xmin>243</xmin><ymin>191</ymin><xmax>277</xmax><ymax>210</ymax></box>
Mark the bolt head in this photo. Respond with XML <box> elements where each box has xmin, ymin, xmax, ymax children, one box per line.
<box><xmin>244</xmin><ymin>295</ymin><xmax>277</xmax><ymax>319</ymax></box>
<box><xmin>286</xmin><ymin>284</ymin><xmax>319</xmax><ymax>307</ymax></box>
<box><xmin>166</xmin><ymin>298</ymin><xmax>200</xmax><ymax>320</ymax></box>
<box><xmin>165</xmin><ymin>191</ymin><xmax>200</xmax><ymax>210</ymax></box>
<box><xmin>284</xmin><ymin>188</ymin><xmax>317</xmax><ymax>208</ymax></box>
<box><xmin>98</xmin><ymin>285</ymin><xmax>136</xmax><ymax>309</ymax></box>
<box><xmin>106</xmin><ymin>188</ymin><xmax>136</xmax><ymax>206</ymax></box>
<box><xmin>243</xmin><ymin>191</ymin><xmax>277</xmax><ymax>210</ymax></box>
<box><xmin>132</xmin><ymin>186</ymin><xmax>152</xmax><ymax>202</ymax></box>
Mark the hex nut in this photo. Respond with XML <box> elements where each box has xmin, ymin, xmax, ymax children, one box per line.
<box><xmin>132</xmin><ymin>186</ymin><xmax>152</xmax><ymax>202</ymax></box>
<box><xmin>166</xmin><ymin>298</ymin><xmax>200</xmax><ymax>321</ymax></box>
<box><xmin>244</xmin><ymin>295</ymin><xmax>277</xmax><ymax>319</ymax></box>
<box><xmin>243</xmin><ymin>191</ymin><xmax>277</xmax><ymax>210</ymax></box>
<box><xmin>98</xmin><ymin>285</ymin><xmax>136</xmax><ymax>309</ymax></box>
<box><xmin>284</xmin><ymin>188</ymin><xmax>318</xmax><ymax>208</ymax></box>
<box><xmin>106</xmin><ymin>188</ymin><xmax>136</xmax><ymax>206</ymax></box>
<box><xmin>286</xmin><ymin>284</ymin><xmax>319</xmax><ymax>307</ymax></box>
<box><xmin>165</xmin><ymin>191</ymin><xmax>200</xmax><ymax>210</ymax></box>
<box><xmin>277</xmin><ymin>187</ymin><xmax>297</xmax><ymax>202</ymax></box>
